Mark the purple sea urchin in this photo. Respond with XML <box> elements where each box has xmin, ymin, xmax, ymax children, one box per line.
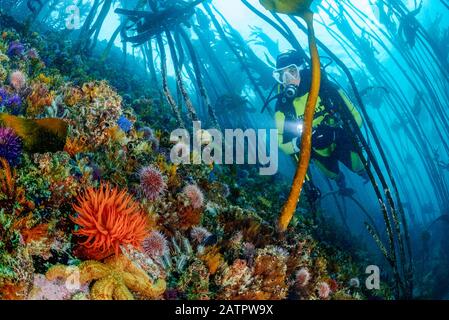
<box><xmin>142</xmin><ymin>230</ymin><xmax>169</xmax><ymax>259</ymax></box>
<box><xmin>0</xmin><ymin>127</ymin><xmax>22</xmax><ymax>165</ymax></box>
<box><xmin>139</xmin><ymin>166</ymin><xmax>167</xmax><ymax>201</ymax></box>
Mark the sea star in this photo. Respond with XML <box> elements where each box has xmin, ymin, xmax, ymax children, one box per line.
<box><xmin>46</xmin><ymin>254</ymin><xmax>166</xmax><ymax>300</ymax></box>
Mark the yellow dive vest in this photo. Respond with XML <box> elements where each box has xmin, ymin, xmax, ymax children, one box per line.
<box><xmin>275</xmin><ymin>89</ymin><xmax>363</xmax><ymax>157</ymax></box>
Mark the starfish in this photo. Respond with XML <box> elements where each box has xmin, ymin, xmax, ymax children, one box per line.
<box><xmin>46</xmin><ymin>254</ymin><xmax>166</xmax><ymax>300</ymax></box>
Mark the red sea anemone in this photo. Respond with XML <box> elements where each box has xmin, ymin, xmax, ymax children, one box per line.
<box><xmin>71</xmin><ymin>184</ymin><xmax>149</xmax><ymax>257</ymax></box>
<box><xmin>139</xmin><ymin>166</ymin><xmax>166</xmax><ymax>201</ymax></box>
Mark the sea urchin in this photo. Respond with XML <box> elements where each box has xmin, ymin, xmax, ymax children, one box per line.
<box><xmin>142</xmin><ymin>230</ymin><xmax>169</xmax><ymax>259</ymax></box>
<box><xmin>0</xmin><ymin>127</ymin><xmax>22</xmax><ymax>165</ymax></box>
<box><xmin>139</xmin><ymin>166</ymin><xmax>166</xmax><ymax>201</ymax></box>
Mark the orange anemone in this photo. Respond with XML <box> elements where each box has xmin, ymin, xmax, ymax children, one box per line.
<box><xmin>71</xmin><ymin>184</ymin><xmax>149</xmax><ymax>257</ymax></box>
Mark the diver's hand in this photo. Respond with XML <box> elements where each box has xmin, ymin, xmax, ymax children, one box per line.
<box><xmin>311</xmin><ymin>126</ymin><xmax>336</xmax><ymax>150</ymax></box>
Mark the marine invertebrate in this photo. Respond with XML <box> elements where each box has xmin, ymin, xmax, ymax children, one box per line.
<box><xmin>221</xmin><ymin>259</ymin><xmax>250</xmax><ymax>284</ymax></box>
<box><xmin>0</xmin><ymin>158</ymin><xmax>33</xmax><ymax>214</ymax></box>
<box><xmin>199</xmin><ymin>246</ymin><xmax>224</xmax><ymax>275</ymax></box>
<box><xmin>26</xmin><ymin>82</ymin><xmax>54</xmax><ymax>117</ymax></box>
<box><xmin>242</xmin><ymin>242</ymin><xmax>256</xmax><ymax>263</ymax></box>
<box><xmin>246</xmin><ymin>246</ymin><xmax>289</xmax><ymax>299</ymax></box>
<box><xmin>190</xmin><ymin>227</ymin><xmax>212</xmax><ymax>244</ymax></box>
<box><xmin>0</xmin><ymin>263</ymin><xmax>34</xmax><ymax>300</ymax></box>
<box><xmin>0</xmin><ymin>88</ymin><xmax>8</xmax><ymax>105</ymax></box>
<box><xmin>117</xmin><ymin>115</ymin><xmax>133</xmax><ymax>133</ymax></box>
<box><xmin>142</xmin><ymin>231</ymin><xmax>169</xmax><ymax>260</ymax></box>
<box><xmin>177</xmin><ymin>205</ymin><xmax>203</xmax><ymax>231</ymax></box>
<box><xmin>6</xmin><ymin>94</ymin><xmax>22</xmax><ymax>115</ymax></box>
<box><xmin>62</xmin><ymin>85</ymin><xmax>83</xmax><ymax>107</ymax></box>
<box><xmin>0</xmin><ymin>113</ymin><xmax>68</xmax><ymax>153</ymax></box>
<box><xmin>182</xmin><ymin>184</ymin><xmax>205</xmax><ymax>209</ymax></box>
<box><xmin>46</xmin><ymin>254</ymin><xmax>166</xmax><ymax>300</ymax></box>
<box><xmin>71</xmin><ymin>184</ymin><xmax>150</xmax><ymax>257</ymax></box>
<box><xmin>295</xmin><ymin>267</ymin><xmax>311</xmax><ymax>287</ymax></box>
<box><xmin>317</xmin><ymin>281</ymin><xmax>331</xmax><ymax>299</ymax></box>
<box><xmin>328</xmin><ymin>278</ymin><xmax>338</xmax><ymax>293</ymax></box>
<box><xmin>7</xmin><ymin>41</ymin><xmax>25</xmax><ymax>57</ymax></box>
<box><xmin>64</xmin><ymin>81</ymin><xmax>122</xmax><ymax>149</ymax></box>
<box><xmin>177</xmin><ymin>259</ymin><xmax>211</xmax><ymax>300</ymax></box>
<box><xmin>0</xmin><ymin>127</ymin><xmax>22</xmax><ymax>165</ymax></box>
<box><xmin>9</xmin><ymin>70</ymin><xmax>26</xmax><ymax>91</ymax></box>
<box><xmin>28</xmin><ymin>274</ymin><xmax>89</xmax><ymax>300</ymax></box>
<box><xmin>64</xmin><ymin>137</ymin><xmax>88</xmax><ymax>157</ymax></box>
<box><xmin>0</xmin><ymin>52</ymin><xmax>9</xmax><ymax>63</ymax></box>
<box><xmin>139</xmin><ymin>127</ymin><xmax>159</xmax><ymax>151</ymax></box>
<box><xmin>121</xmin><ymin>244</ymin><xmax>165</xmax><ymax>280</ymax></box>
<box><xmin>140</xmin><ymin>126</ymin><xmax>154</xmax><ymax>139</ymax></box>
<box><xmin>215</xmin><ymin>258</ymin><xmax>253</xmax><ymax>299</ymax></box>
<box><xmin>215</xmin><ymin>246</ymin><xmax>290</xmax><ymax>300</ymax></box>
<box><xmin>21</xmin><ymin>224</ymin><xmax>49</xmax><ymax>245</ymax></box>
<box><xmin>27</xmin><ymin>48</ymin><xmax>39</xmax><ymax>60</ymax></box>
<box><xmin>139</xmin><ymin>166</ymin><xmax>167</xmax><ymax>201</ymax></box>
<box><xmin>0</xmin><ymin>66</ymin><xmax>7</xmax><ymax>83</ymax></box>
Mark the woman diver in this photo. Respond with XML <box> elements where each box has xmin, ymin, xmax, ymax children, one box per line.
<box><xmin>272</xmin><ymin>50</ymin><xmax>369</xmax><ymax>192</ymax></box>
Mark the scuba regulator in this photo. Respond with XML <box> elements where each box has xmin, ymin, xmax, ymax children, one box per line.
<box><xmin>283</xmin><ymin>84</ymin><xmax>299</xmax><ymax>101</ymax></box>
<box><xmin>261</xmin><ymin>83</ymin><xmax>299</xmax><ymax>114</ymax></box>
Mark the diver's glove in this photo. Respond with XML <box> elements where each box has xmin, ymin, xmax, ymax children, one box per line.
<box><xmin>312</xmin><ymin>125</ymin><xmax>337</xmax><ymax>150</ymax></box>
<box><xmin>293</xmin><ymin>136</ymin><xmax>301</xmax><ymax>153</ymax></box>
<box><xmin>293</xmin><ymin>125</ymin><xmax>337</xmax><ymax>153</ymax></box>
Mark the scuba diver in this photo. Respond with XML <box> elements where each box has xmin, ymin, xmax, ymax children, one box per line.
<box><xmin>271</xmin><ymin>50</ymin><xmax>369</xmax><ymax>197</ymax></box>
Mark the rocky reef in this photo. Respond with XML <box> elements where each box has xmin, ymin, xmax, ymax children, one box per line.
<box><xmin>0</xmin><ymin>29</ymin><xmax>377</xmax><ymax>301</ymax></box>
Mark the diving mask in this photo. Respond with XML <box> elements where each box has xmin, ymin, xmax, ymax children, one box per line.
<box><xmin>272</xmin><ymin>64</ymin><xmax>302</xmax><ymax>86</ymax></box>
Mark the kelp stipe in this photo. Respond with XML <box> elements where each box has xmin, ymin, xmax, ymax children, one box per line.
<box><xmin>257</xmin><ymin>0</ymin><xmax>322</xmax><ymax>233</ymax></box>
